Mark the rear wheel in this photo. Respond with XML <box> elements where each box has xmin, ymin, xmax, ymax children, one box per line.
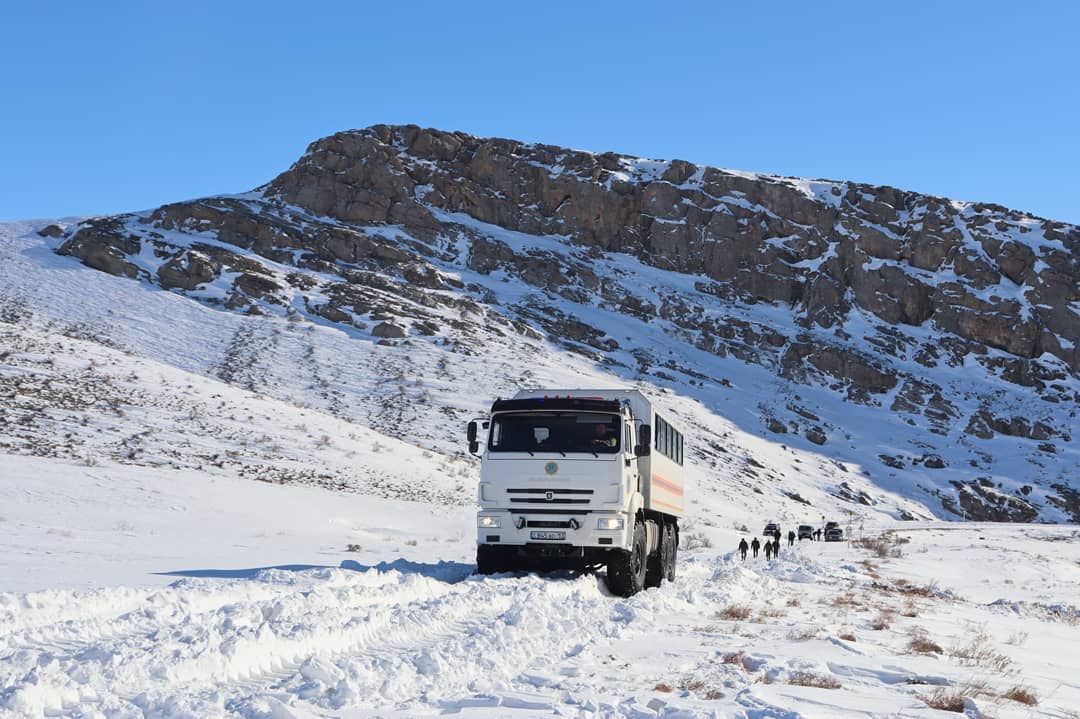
<box><xmin>606</xmin><ymin>521</ymin><xmax>647</xmax><ymax>597</ymax></box>
<box><xmin>663</xmin><ymin>521</ymin><xmax>678</xmax><ymax>582</ymax></box>
<box><xmin>476</xmin><ymin>544</ymin><xmax>507</xmax><ymax>575</ymax></box>
<box><xmin>646</xmin><ymin>519</ymin><xmax>676</xmax><ymax>588</ymax></box>
<box><xmin>645</xmin><ymin>524</ymin><xmax>663</xmax><ymax>589</ymax></box>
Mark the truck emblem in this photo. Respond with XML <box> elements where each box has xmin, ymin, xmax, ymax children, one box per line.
<box><xmin>544</xmin><ymin>462</ymin><xmax>558</xmax><ymax>475</ymax></box>
<box><xmin>545</xmin><ymin>491</ymin><xmax>554</xmax><ymax>501</ymax></box>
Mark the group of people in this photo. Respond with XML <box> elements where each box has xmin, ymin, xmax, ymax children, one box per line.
<box><xmin>737</xmin><ymin>524</ymin><xmax>807</xmax><ymax>561</ymax></box>
<box><xmin>737</xmin><ymin>535</ymin><xmax>785</xmax><ymax>560</ymax></box>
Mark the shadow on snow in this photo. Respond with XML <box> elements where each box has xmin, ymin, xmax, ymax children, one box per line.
<box><xmin>156</xmin><ymin>558</ymin><xmax>476</xmax><ymax>583</ymax></box>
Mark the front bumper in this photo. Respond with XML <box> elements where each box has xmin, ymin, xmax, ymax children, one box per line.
<box><xmin>476</xmin><ymin>510</ymin><xmax>630</xmax><ymax>549</ymax></box>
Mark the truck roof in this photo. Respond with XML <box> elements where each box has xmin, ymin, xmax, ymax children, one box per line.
<box><xmin>508</xmin><ymin>388</ymin><xmax>677</xmax><ymax>431</ymax></box>
<box><xmin>491</xmin><ymin>396</ymin><xmax>621</xmax><ymax>414</ymax></box>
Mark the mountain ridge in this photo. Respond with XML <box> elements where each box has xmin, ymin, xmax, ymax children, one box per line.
<box><xmin>8</xmin><ymin>124</ymin><xmax>1079</xmax><ymax>522</ymax></box>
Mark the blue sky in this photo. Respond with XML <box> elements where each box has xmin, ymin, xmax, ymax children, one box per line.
<box><xmin>2</xmin><ymin>1</ymin><xmax>1078</xmax><ymax>224</ymax></box>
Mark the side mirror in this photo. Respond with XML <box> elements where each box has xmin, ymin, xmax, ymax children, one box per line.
<box><xmin>635</xmin><ymin>425</ymin><xmax>651</xmax><ymax>456</ymax></box>
<box><xmin>467</xmin><ymin>421</ymin><xmax>480</xmax><ymax>455</ymax></box>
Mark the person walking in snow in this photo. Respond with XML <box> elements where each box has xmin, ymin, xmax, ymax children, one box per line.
<box><xmin>763</xmin><ymin>540</ymin><xmax>773</xmax><ymax>560</ymax></box>
<box><xmin>772</xmin><ymin>538</ymin><xmax>781</xmax><ymax>558</ymax></box>
<box><xmin>738</xmin><ymin>538</ymin><xmax>749</xmax><ymax>560</ymax></box>
<box><xmin>787</xmin><ymin>530</ymin><xmax>795</xmax><ymax>547</ymax></box>
<box><xmin>751</xmin><ymin>537</ymin><xmax>761</xmax><ymax>558</ymax></box>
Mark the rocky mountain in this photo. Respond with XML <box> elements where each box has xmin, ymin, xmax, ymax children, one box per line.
<box><xmin>19</xmin><ymin>124</ymin><xmax>1080</xmax><ymax>521</ymax></box>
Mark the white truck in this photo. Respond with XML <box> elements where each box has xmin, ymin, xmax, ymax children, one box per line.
<box><xmin>468</xmin><ymin>389</ymin><xmax>686</xmax><ymax>596</ymax></box>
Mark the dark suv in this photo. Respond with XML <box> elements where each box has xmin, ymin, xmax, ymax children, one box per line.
<box><xmin>763</xmin><ymin>522</ymin><xmax>780</xmax><ymax>538</ymax></box>
<box><xmin>797</xmin><ymin>524</ymin><xmax>813</xmax><ymax>540</ymax></box>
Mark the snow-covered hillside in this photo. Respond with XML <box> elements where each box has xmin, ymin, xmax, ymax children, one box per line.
<box><xmin>2</xmin><ymin>218</ymin><xmax>961</xmax><ymax>527</ymax></box>
<box><xmin>2</xmin><ymin>222</ymin><xmax>1080</xmax><ymax>718</ymax></box>
<box><xmin>12</xmin><ymin>126</ymin><xmax>1078</xmax><ymax>521</ymax></box>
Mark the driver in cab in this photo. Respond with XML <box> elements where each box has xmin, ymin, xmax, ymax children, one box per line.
<box><xmin>591</xmin><ymin>420</ymin><xmax>617</xmax><ymax>448</ymax></box>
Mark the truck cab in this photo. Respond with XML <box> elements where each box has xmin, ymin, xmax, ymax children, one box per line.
<box><xmin>469</xmin><ymin>389</ymin><xmax>684</xmax><ymax>596</ymax></box>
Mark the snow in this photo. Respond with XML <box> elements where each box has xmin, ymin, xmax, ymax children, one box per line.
<box><xmin>4</xmin><ymin>456</ymin><xmax>1080</xmax><ymax>717</ymax></box>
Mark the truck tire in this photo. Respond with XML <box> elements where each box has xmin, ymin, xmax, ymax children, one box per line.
<box><xmin>663</xmin><ymin>521</ymin><xmax>677</xmax><ymax>582</ymax></box>
<box><xmin>646</xmin><ymin>520</ymin><xmax>677</xmax><ymax>588</ymax></box>
<box><xmin>606</xmin><ymin>521</ymin><xmax>647</xmax><ymax>597</ymax></box>
<box><xmin>645</xmin><ymin>521</ymin><xmax>664</xmax><ymax>589</ymax></box>
<box><xmin>476</xmin><ymin>544</ymin><xmax>507</xmax><ymax>575</ymax></box>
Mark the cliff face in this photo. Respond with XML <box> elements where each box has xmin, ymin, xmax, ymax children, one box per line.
<box><xmin>49</xmin><ymin>124</ymin><xmax>1079</xmax><ymax>521</ymax></box>
<box><xmin>264</xmin><ymin>126</ymin><xmax>1078</xmax><ymax>368</ymax></box>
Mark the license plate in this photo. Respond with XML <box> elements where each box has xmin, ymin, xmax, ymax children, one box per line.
<box><xmin>530</xmin><ymin>530</ymin><xmax>565</xmax><ymax>540</ymax></box>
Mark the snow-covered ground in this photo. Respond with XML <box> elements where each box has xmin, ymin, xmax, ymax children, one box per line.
<box><xmin>3</xmin><ymin>451</ymin><xmax>1080</xmax><ymax>718</ymax></box>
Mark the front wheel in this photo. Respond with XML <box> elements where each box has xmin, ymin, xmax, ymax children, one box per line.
<box><xmin>606</xmin><ymin>521</ymin><xmax>647</xmax><ymax>597</ymax></box>
<box><xmin>476</xmin><ymin>544</ymin><xmax>508</xmax><ymax>575</ymax></box>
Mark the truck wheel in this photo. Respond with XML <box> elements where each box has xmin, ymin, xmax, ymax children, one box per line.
<box><xmin>606</xmin><ymin>521</ymin><xmax>647</xmax><ymax>597</ymax></box>
<box><xmin>663</xmin><ymin>521</ymin><xmax>677</xmax><ymax>583</ymax></box>
<box><xmin>476</xmin><ymin>544</ymin><xmax>506</xmax><ymax>575</ymax></box>
<box><xmin>645</xmin><ymin>521</ymin><xmax>664</xmax><ymax>589</ymax></box>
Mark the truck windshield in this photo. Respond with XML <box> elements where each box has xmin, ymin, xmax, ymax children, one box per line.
<box><xmin>488</xmin><ymin>412</ymin><xmax>621</xmax><ymax>454</ymax></box>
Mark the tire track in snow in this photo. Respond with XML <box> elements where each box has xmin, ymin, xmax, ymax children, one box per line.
<box><xmin>215</xmin><ymin>572</ymin><xmax>638</xmax><ymax>715</ymax></box>
<box><xmin>0</xmin><ymin>565</ymin><xmax>418</xmax><ymax>659</ymax></box>
<box><xmin>0</xmin><ymin>566</ymin><xmax>466</xmax><ymax>715</ymax></box>
<box><xmin>123</xmin><ymin>573</ymin><xmax>529</xmax><ymax>715</ymax></box>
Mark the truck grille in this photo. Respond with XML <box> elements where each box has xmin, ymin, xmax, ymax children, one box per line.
<box><xmin>507</xmin><ymin>488</ymin><xmax>593</xmax><ymax>505</ymax></box>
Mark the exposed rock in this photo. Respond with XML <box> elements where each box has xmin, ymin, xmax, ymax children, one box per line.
<box><xmin>254</xmin><ymin>125</ymin><xmax>1080</xmax><ymax>372</ymax></box>
<box><xmin>37</xmin><ymin>224</ymin><xmax>65</xmax><ymax>238</ymax></box>
<box><xmin>1048</xmin><ymin>483</ymin><xmax>1080</xmax><ymax>522</ymax></box>
<box><xmin>56</xmin><ymin>219</ymin><xmax>141</xmax><ymax>279</ymax></box>
<box><xmin>964</xmin><ymin>410</ymin><xmax>1065</xmax><ymax>441</ymax></box>
<box><xmin>157</xmin><ymin>251</ymin><xmax>218</xmax><ymax>290</ymax></box>
<box><xmin>766</xmin><ymin>418</ymin><xmax>787</xmax><ymax>434</ymax></box>
<box><xmin>836</xmin><ymin>481</ymin><xmax>874</xmax><ymax>505</ymax></box>
<box><xmin>952</xmin><ymin>480</ymin><xmax>1039</xmax><ymax>522</ymax></box>
<box><xmin>922</xmin><ymin>455</ymin><xmax>946</xmax><ymax>469</ymax></box>
<box><xmin>879</xmin><ymin>454</ymin><xmax>905</xmax><ymax>470</ymax></box>
<box><xmin>372</xmin><ymin>322</ymin><xmax>407</xmax><ymax>338</ymax></box>
<box><xmin>234</xmin><ymin>273</ymin><xmax>282</xmax><ymax>300</ymax></box>
<box><xmin>783</xmin><ymin>343</ymin><xmax>898</xmax><ymax>398</ymax></box>
<box><xmin>312</xmin><ymin>303</ymin><xmax>351</xmax><ymax>324</ymax></box>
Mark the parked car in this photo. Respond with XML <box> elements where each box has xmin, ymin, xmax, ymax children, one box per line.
<box><xmin>824</xmin><ymin>521</ymin><xmax>839</xmax><ymax>532</ymax></box>
<box><xmin>797</xmin><ymin>524</ymin><xmax>814</xmax><ymax>540</ymax></box>
<box><xmin>763</xmin><ymin>522</ymin><xmax>780</xmax><ymax>538</ymax></box>
<box><xmin>825</xmin><ymin>527</ymin><xmax>843</xmax><ymax>542</ymax></box>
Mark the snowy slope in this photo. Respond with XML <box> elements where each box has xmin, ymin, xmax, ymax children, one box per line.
<box><xmin>3</xmin><ymin>215</ymin><xmax>1076</xmax><ymax>525</ymax></box>
<box><xmin>2</xmin><ymin>242</ymin><xmax>1079</xmax><ymax>717</ymax></box>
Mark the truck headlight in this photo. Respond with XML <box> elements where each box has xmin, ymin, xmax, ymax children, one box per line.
<box><xmin>596</xmin><ymin>517</ymin><xmax>624</xmax><ymax>531</ymax></box>
<box><xmin>478</xmin><ymin>515</ymin><xmax>501</xmax><ymax>528</ymax></box>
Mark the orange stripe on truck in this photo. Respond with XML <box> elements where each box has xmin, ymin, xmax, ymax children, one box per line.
<box><xmin>650</xmin><ymin>497</ymin><xmax>684</xmax><ymax>514</ymax></box>
<box><xmin>650</xmin><ymin>473</ymin><xmax>684</xmax><ymax>497</ymax></box>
